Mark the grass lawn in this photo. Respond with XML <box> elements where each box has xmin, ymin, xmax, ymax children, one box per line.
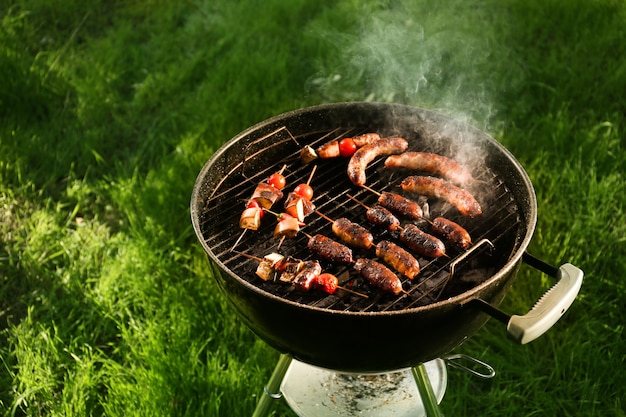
<box><xmin>1</xmin><ymin>0</ymin><xmax>624</xmax><ymax>416</ymax></box>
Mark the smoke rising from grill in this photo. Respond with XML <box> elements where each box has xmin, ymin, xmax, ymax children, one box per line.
<box><xmin>308</xmin><ymin>1</ymin><xmax>517</xmax><ymax>126</ymax></box>
<box><xmin>306</xmin><ymin>0</ymin><xmax>520</xmax><ymax>202</ymax></box>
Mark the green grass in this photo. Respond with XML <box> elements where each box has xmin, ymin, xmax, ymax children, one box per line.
<box><xmin>1</xmin><ymin>0</ymin><xmax>624</xmax><ymax>416</ymax></box>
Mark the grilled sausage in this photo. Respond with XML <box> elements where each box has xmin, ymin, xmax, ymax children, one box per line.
<box><xmin>354</xmin><ymin>258</ymin><xmax>403</xmax><ymax>295</ymax></box>
<box><xmin>331</xmin><ymin>218</ymin><xmax>374</xmax><ymax>250</ymax></box>
<box><xmin>377</xmin><ymin>191</ymin><xmax>423</xmax><ymax>220</ymax></box>
<box><xmin>307</xmin><ymin>234</ymin><xmax>354</xmax><ymax>265</ymax></box>
<box><xmin>293</xmin><ymin>260</ymin><xmax>323</xmax><ymax>291</ymax></box>
<box><xmin>316</xmin><ymin>140</ymin><xmax>340</xmax><ymax>159</ymax></box>
<box><xmin>351</xmin><ymin>132</ymin><xmax>381</xmax><ymax>147</ymax></box>
<box><xmin>366</xmin><ymin>205</ymin><xmax>401</xmax><ymax>231</ymax></box>
<box><xmin>431</xmin><ymin>217</ymin><xmax>472</xmax><ymax>249</ymax></box>
<box><xmin>385</xmin><ymin>152</ymin><xmax>473</xmax><ymax>185</ymax></box>
<box><xmin>375</xmin><ymin>240</ymin><xmax>421</xmax><ymax>279</ymax></box>
<box><xmin>399</xmin><ymin>224</ymin><xmax>447</xmax><ymax>258</ymax></box>
<box><xmin>400</xmin><ymin>176</ymin><xmax>482</xmax><ymax>218</ymax></box>
<box><xmin>347</xmin><ymin>137</ymin><xmax>409</xmax><ymax>186</ymax></box>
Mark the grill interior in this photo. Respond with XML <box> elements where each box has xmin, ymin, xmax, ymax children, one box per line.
<box><xmin>198</xmin><ymin>125</ymin><xmax>522</xmax><ymax>312</ymax></box>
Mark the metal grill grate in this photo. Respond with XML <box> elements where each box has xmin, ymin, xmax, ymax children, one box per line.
<box><xmin>198</xmin><ymin>126</ymin><xmax>522</xmax><ymax>312</ymax></box>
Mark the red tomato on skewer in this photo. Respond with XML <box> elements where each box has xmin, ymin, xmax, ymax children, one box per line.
<box><xmin>293</xmin><ymin>183</ymin><xmax>314</xmax><ymax>200</ymax></box>
<box><xmin>338</xmin><ymin>138</ymin><xmax>357</xmax><ymax>158</ymax></box>
<box><xmin>268</xmin><ymin>173</ymin><xmax>286</xmax><ymax>190</ymax></box>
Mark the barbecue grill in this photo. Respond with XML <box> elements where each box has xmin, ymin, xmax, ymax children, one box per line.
<box><xmin>191</xmin><ymin>102</ymin><xmax>583</xmax><ymax>416</ymax></box>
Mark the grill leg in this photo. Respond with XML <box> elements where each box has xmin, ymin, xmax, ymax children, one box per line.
<box><xmin>252</xmin><ymin>353</ymin><xmax>292</xmax><ymax>417</ymax></box>
<box><xmin>412</xmin><ymin>363</ymin><xmax>445</xmax><ymax>417</ymax></box>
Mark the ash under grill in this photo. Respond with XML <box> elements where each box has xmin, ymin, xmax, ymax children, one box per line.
<box><xmin>198</xmin><ymin>126</ymin><xmax>522</xmax><ymax>312</ymax></box>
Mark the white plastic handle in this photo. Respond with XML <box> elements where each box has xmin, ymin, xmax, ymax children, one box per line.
<box><xmin>507</xmin><ymin>263</ymin><xmax>583</xmax><ymax>344</ymax></box>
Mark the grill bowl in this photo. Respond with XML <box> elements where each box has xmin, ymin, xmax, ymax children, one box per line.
<box><xmin>191</xmin><ymin>102</ymin><xmax>537</xmax><ymax>372</ymax></box>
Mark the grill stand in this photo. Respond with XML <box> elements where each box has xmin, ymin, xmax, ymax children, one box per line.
<box><xmin>413</xmin><ymin>364</ymin><xmax>445</xmax><ymax>417</ymax></box>
<box><xmin>252</xmin><ymin>355</ymin><xmax>457</xmax><ymax>417</ymax></box>
<box><xmin>252</xmin><ymin>354</ymin><xmax>292</xmax><ymax>417</ymax></box>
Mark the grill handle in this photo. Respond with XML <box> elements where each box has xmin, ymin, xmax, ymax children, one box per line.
<box><xmin>470</xmin><ymin>254</ymin><xmax>583</xmax><ymax>344</ymax></box>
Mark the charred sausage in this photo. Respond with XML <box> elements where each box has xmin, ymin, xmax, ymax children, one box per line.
<box><xmin>399</xmin><ymin>224</ymin><xmax>447</xmax><ymax>258</ymax></box>
<box><xmin>431</xmin><ymin>217</ymin><xmax>472</xmax><ymax>249</ymax></box>
<box><xmin>400</xmin><ymin>176</ymin><xmax>482</xmax><ymax>218</ymax></box>
<box><xmin>375</xmin><ymin>240</ymin><xmax>421</xmax><ymax>279</ymax></box>
<box><xmin>366</xmin><ymin>205</ymin><xmax>401</xmax><ymax>231</ymax></box>
<box><xmin>347</xmin><ymin>137</ymin><xmax>409</xmax><ymax>186</ymax></box>
<box><xmin>331</xmin><ymin>218</ymin><xmax>375</xmax><ymax>250</ymax></box>
<box><xmin>307</xmin><ymin>234</ymin><xmax>354</xmax><ymax>265</ymax></box>
<box><xmin>377</xmin><ymin>191</ymin><xmax>423</xmax><ymax>220</ymax></box>
<box><xmin>385</xmin><ymin>152</ymin><xmax>473</xmax><ymax>185</ymax></box>
<box><xmin>354</xmin><ymin>258</ymin><xmax>403</xmax><ymax>295</ymax></box>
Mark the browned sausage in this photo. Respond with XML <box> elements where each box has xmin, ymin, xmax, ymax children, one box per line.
<box><xmin>431</xmin><ymin>217</ymin><xmax>472</xmax><ymax>249</ymax></box>
<box><xmin>351</xmin><ymin>132</ymin><xmax>381</xmax><ymax>147</ymax></box>
<box><xmin>384</xmin><ymin>152</ymin><xmax>473</xmax><ymax>185</ymax></box>
<box><xmin>400</xmin><ymin>176</ymin><xmax>482</xmax><ymax>218</ymax></box>
<box><xmin>354</xmin><ymin>258</ymin><xmax>403</xmax><ymax>295</ymax></box>
<box><xmin>347</xmin><ymin>137</ymin><xmax>409</xmax><ymax>186</ymax></box>
<box><xmin>366</xmin><ymin>205</ymin><xmax>401</xmax><ymax>231</ymax></box>
<box><xmin>399</xmin><ymin>224</ymin><xmax>447</xmax><ymax>258</ymax></box>
<box><xmin>376</xmin><ymin>240</ymin><xmax>421</xmax><ymax>279</ymax></box>
<box><xmin>293</xmin><ymin>260</ymin><xmax>323</xmax><ymax>291</ymax></box>
<box><xmin>377</xmin><ymin>191</ymin><xmax>423</xmax><ymax>220</ymax></box>
<box><xmin>331</xmin><ymin>218</ymin><xmax>374</xmax><ymax>250</ymax></box>
<box><xmin>307</xmin><ymin>234</ymin><xmax>354</xmax><ymax>265</ymax></box>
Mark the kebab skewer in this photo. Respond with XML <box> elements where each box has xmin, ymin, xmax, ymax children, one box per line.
<box><xmin>300</xmin><ymin>133</ymin><xmax>382</xmax><ymax>163</ymax></box>
<box><xmin>321</xmin><ymin>201</ymin><xmax>447</xmax><ymax>260</ymax></box>
<box><xmin>360</xmin><ymin>184</ymin><xmax>424</xmax><ymax>220</ymax></box>
<box><xmin>313</xmin><ymin>210</ymin><xmax>421</xmax><ymax>280</ymax></box>
<box><xmin>347</xmin><ymin>194</ymin><xmax>471</xmax><ymax>251</ymax></box>
<box><xmin>239</xmin><ymin>165</ymin><xmax>287</xmax><ymax>231</ymax></box>
<box><xmin>273</xmin><ymin>165</ymin><xmax>318</xmax><ymax>242</ymax></box>
<box><xmin>234</xmin><ymin>251</ymin><xmax>367</xmax><ymax>298</ymax></box>
<box><xmin>233</xmin><ymin>165</ymin><xmax>288</xmax><ymax>250</ymax></box>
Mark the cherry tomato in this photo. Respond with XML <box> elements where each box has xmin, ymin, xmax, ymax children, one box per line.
<box><xmin>338</xmin><ymin>138</ymin><xmax>357</xmax><ymax>158</ymax></box>
<box><xmin>293</xmin><ymin>183</ymin><xmax>314</xmax><ymax>200</ymax></box>
<box><xmin>247</xmin><ymin>199</ymin><xmax>264</xmax><ymax>218</ymax></box>
<box><xmin>267</xmin><ymin>173</ymin><xmax>286</xmax><ymax>190</ymax></box>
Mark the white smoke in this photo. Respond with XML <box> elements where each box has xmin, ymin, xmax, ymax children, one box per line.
<box><xmin>307</xmin><ymin>0</ymin><xmax>522</xmax><ymax>133</ymax></box>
